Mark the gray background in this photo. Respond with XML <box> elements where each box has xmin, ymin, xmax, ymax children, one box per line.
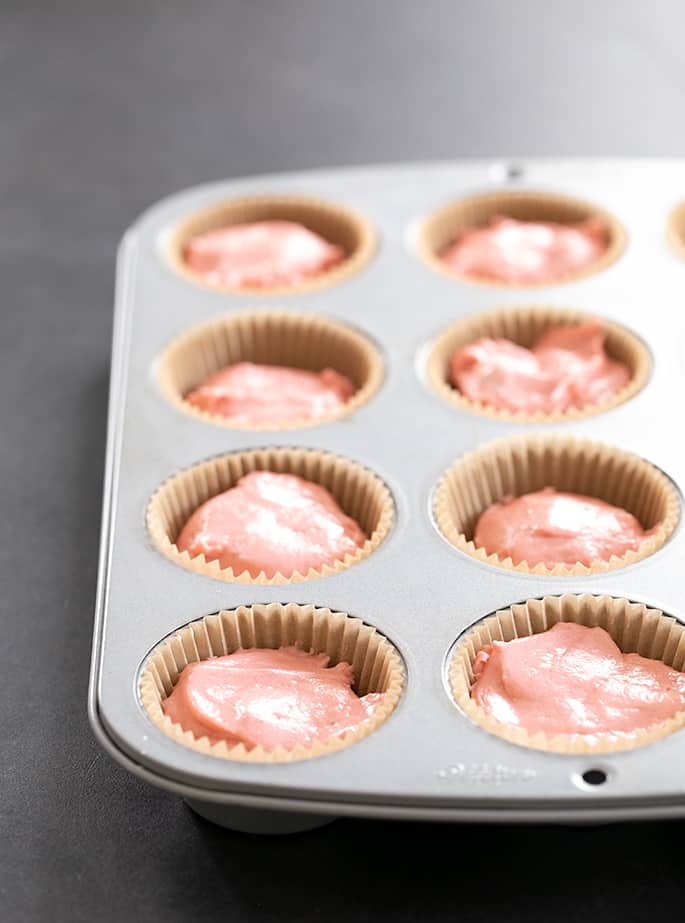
<box><xmin>2</xmin><ymin>1</ymin><xmax>685</xmax><ymax>920</ymax></box>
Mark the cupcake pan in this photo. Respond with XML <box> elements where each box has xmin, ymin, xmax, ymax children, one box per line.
<box><xmin>90</xmin><ymin>160</ymin><xmax>685</xmax><ymax>833</ymax></box>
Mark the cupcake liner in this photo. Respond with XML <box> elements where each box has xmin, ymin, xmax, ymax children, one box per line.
<box><xmin>667</xmin><ymin>200</ymin><xmax>685</xmax><ymax>261</ymax></box>
<box><xmin>425</xmin><ymin>304</ymin><xmax>651</xmax><ymax>422</ymax></box>
<box><xmin>139</xmin><ymin>603</ymin><xmax>405</xmax><ymax>763</ymax></box>
<box><xmin>417</xmin><ymin>189</ymin><xmax>626</xmax><ymax>287</ymax></box>
<box><xmin>147</xmin><ymin>447</ymin><xmax>394</xmax><ymax>583</ymax></box>
<box><xmin>449</xmin><ymin>594</ymin><xmax>685</xmax><ymax>753</ymax></box>
<box><xmin>157</xmin><ymin>309</ymin><xmax>384</xmax><ymax>430</ymax></box>
<box><xmin>167</xmin><ymin>194</ymin><xmax>376</xmax><ymax>295</ymax></box>
<box><xmin>433</xmin><ymin>433</ymin><xmax>679</xmax><ymax>576</ymax></box>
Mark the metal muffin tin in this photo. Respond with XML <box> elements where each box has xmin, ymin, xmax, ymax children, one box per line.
<box><xmin>89</xmin><ymin>159</ymin><xmax>685</xmax><ymax>833</ymax></box>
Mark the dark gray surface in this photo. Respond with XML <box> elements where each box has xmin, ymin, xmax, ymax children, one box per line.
<box><xmin>3</xmin><ymin>1</ymin><xmax>685</xmax><ymax>920</ymax></box>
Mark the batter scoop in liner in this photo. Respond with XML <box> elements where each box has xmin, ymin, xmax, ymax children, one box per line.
<box><xmin>474</xmin><ymin>487</ymin><xmax>658</xmax><ymax>569</ymax></box>
<box><xmin>185</xmin><ymin>361</ymin><xmax>356</xmax><ymax>426</ymax></box>
<box><xmin>162</xmin><ymin>646</ymin><xmax>384</xmax><ymax>751</ymax></box>
<box><xmin>183</xmin><ymin>219</ymin><xmax>345</xmax><ymax>289</ymax></box>
<box><xmin>449</xmin><ymin>319</ymin><xmax>629</xmax><ymax>415</ymax></box>
<box><xmin>176</xmin><ymin>470</ymin><xmax>367</xmax><ymax>579</ymax></box>
<box><xmin>471</xmin><ymin>622</ymin><xmax>685</xmax><ymax>739</ymax></box>
<box><xmin>441</xmin><ymin>215</ymin><xmax>609</xmax><ymax>284</ymax></box>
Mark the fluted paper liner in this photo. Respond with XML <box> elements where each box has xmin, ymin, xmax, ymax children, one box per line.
<box><xmin>449</xmin><ymin>594</ymin><xmax>685</xmax><ymax>753</ymax></box>
<box><xmin>433</xmin><ymin>433</ymin><xmax>679</xmax><ymax>576</ymax></box>
<box><xmin>667</xmin><ymin>200</ymin><xmax>685</xmax><ymax>261</ymax></box>
<box><xmin>167</xmin><ymin>194</ymin><xmax>376</xmax><ymax>295</ymax></box>
<box><xmin>139</xmin><ymin>603</ymin><xmax>404</xmax><ymax>763</ymax></box>
<box><xmin>158</xmin><ymin>309</ymin><xmax>384</xmax><ymax>430</ymax></box>
<box><xmin>147</xmin><ymin>447</ymin><xmax>394</xmax><ymax>583</ymax></box>
<box><xmin>417</xmin><ymin>189</ymin><xmax>626</xmax><ymax>287</ymax></box>
<box><xmin>426</xmin><ymin>304</ymin><xmax>651</xmax><ymax>422</ymax></box>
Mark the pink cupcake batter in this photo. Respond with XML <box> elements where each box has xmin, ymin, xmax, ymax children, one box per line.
<box><xmin>441</xmin><ymin>215</ymin><xmax>608</xmax><ymax>284</ymax></box>
<box><xmin>163</xmin><ymin>646</ymin><xmax>384</xmax><ymax>751</ymax></box>
<box><xmin>474</xmin><ymin>487</ymin><xmax>654</xmax><ymax>568</ymax></box>
<box><xmin>449</xmin><ymin>320</ymin><xmax>630</xmax><ymax>414</ymax></box>
<box><xmin>176</xmin><ymin>471</ymin><xmax>367</xmax><ymax>578</ymax></box>
<box><xmin>471</xmin><ymin>622</ymin><xmax>685</xmax><ymax>738</ymax></box>
<box><xmin>183</xmin><ymin>220</ymin><xmax>345</xmax><ymax>288</ymax></box>
<box><xmin>185</xmin><ymin>361</ymin><xmax>356</xmax><ymax>425</ymax></box>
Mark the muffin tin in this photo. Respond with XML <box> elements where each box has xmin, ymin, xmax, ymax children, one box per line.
<box><xmin>89</xmin><ymin>159</ymin><xmax>685</xmax><ymax>833</ymax></box>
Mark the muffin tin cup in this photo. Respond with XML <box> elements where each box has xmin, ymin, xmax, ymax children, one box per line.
<box><xmin>433</xmin><ymin>432</ymin><xmax>679</xmax><ymax>576</ymax></box>
<box><xmin>167</xmin><ymin>194</ymin><xmax>376</xmax><ymax>295</ymax></box>
<box><xmin>667</xmin><ymin>200</ymin><xmax>685</xmax><ymax>261</ymax></box>
<box><xmin>139</xmin><ymin>602</ymin><xmax>405</xmax><ymax>763</ymax></box>
<box><xmin>146</xmin><ymin>447</ymin><xmax>394</xmax><ymax>583</ymax></box>
<box><xmin>417</xmin><ymin>188</ymin><xmax>626</xmax><ymax>287</ymax></box>
<box><xmin>425</xmin><ymin>304</ymin><xmax>651</xmax><ymax>423</ymax></box>
<box><xmin>157</xmin><ymin>309</ymin><xmax>384</xmax><ymax>430</ymax></box>
<box><xmin>449</xmin><ymin>593</ymin><xmax>685</xmax><ymax>754</ymax></box>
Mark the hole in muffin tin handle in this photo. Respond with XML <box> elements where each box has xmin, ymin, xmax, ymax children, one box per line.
<box><xmin>578</xmin><ymin>768</ymin><xmax>609</xmax><ymax>788</ymax></box>
<box><xmin>489</xmin><ymin>162</ymin><xmax>525</xmax><ymax>183</ymax></box>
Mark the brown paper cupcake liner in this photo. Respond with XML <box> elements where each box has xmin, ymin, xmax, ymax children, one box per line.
<box><xmin>167</xmin><ymin>194</ymin><xmax>376</xmax><ymax>295</ymax></box>
<box><xmin>433</xmin><ymin>433</ymin><xmax>679</xmax><ymax>576</ymax></box>
<box><xmin>147</xmin><ymin>447</ymin><xmax>394</xmax><ymax>583</ymax></box>
<box><xmin>157</xmin><ymin>309</ymin><xmax>384</xmax><ymax>430</ymax></box>
<box><xmin>139</xmin><ymin>603</ymin><xmax>405</xmax><ymax>763</ymax></box>
<box><xmin>417</xmin><ymin>189</ymin><xmax>626</xmax><ymax>287</ymax></box>
<box><xmin>667</xmin><ymin>200</ymin><xmax>685</xmax><ymax>261</ymax></box>
<box><xmin>449</xmin><ymin>594</ymin><xmax>685</xmax><ymax>753</ymax></box>
<box><xmin>425</xmin><ymin>304</ymin><xmax>651</xmax><ymax>423</ymax></box>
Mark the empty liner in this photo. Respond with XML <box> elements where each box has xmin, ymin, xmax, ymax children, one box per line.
<box><xmin>158</xmin><ymin>309</ymin><xmax>384</xmax><ymax>430</ymax></box>
<box><xmin>167</xmin><ymin>194</ymin><xmax>376</xmax><ymax>295</ymax></box>
<box><xmin>449</xmin><ymin>594</ymin><xmax>685</xmax><ymax>753</ymax></box>
<box><xmin>147</xmin><ymin>447</ymin><xmax>394</xmax><ymax>583</ymax></box>
<box><xmin>433</xmin><ymin>433</ymin><xmax>679</xmax><ymax>576</ymax></box>
<box><xmin>140</xmin><ymin>603</ymin><xmax>405</xmax><ymax>763</ymax></box>
<box><xmin>417</xmin><ymin>189</ymin><xmax>626</xmax><ymax>287</ymax></box>
<box><xmin>667</xmin><ymin>200</ymin><xmax>685</xmax><ymax>261</ymax></box>
<box><xmin>425</xmin><ymin>304</ymin><xmax>651</xmax><ymax>423</ymax></box>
